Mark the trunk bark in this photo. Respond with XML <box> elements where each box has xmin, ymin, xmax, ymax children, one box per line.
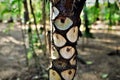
<box><xmin>42</xmin><ymin>0</ymin><xmax>47</xmax><ymax>56</ymax></box>
<box><xmin>49</xmin><ymin>0</ymin><xmax>86</xmax><ymax>80</ymax></box>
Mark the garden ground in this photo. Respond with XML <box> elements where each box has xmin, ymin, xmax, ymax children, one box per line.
<box><xmin>0</xmin><ymin>22</ymin><xmax>120</xmax><ymax>80</ymax></box>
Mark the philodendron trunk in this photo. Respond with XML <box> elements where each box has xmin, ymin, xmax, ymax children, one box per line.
<box><xmin>49</xmin><ymin>0</ymin><xmax>86</xmax><ymax>80</ymax></box>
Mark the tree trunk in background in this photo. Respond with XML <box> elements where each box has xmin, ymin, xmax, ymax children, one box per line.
<box><xmin>23</xmin><ymin>0</ymin><xmax>29</xmax><ymax>24</ymax></box>
<box><xmin>108</xmin><ymin>0</ymin><xmax>112</xmax><ymax>26</ymax></box>
<box><xmin>95</xmin><ymin>0</ymin><xmax>99</xmax><ymax>21</ymax></box>
<box><xmin>83</xmin><ymin>4</ymin><xmax>93</xmax><ymax>38</ymax></box>
<box><xmin>42</xmin><ymin>0</ymin><xmax>47</xmax><ymax>56</ymax></box>
<box><xmin>49</xmin><ymin>0</ymin><xmax>86</xmax><ymax>80</ymax></box>
<box><xmin>82</xmin><ymin>4</ymin><xmax>91</xmax><ymax>50</ymax></box>
<box><xmin>84</xmin><ymin>5</ymin><xmax>89</xmax><ymax>33</ymax></box>
<box><xmin>23</xmin><ymin>0</ymin><xmax>30</xmax><ymax>66</ymax></box>
<box><xmin>95</xmin><ymin>0</ymin><xmax>99</xmax><ymax>8</ymax></box>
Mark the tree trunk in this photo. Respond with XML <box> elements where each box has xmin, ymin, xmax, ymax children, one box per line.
<box><xmin>42</xmin><ymin>0</ymin><xmax>47</xmax><ymax>56</ymax></box>
<box><xmin>95</xmin><ymin>0</ymin><xmax>99</xmax><ymax>8</ymax></box>
<box><xmin>95</xmin><ymin>0</ymin><xmax>99</xmax><ymax>21</ymax></box>
<box><xmin>23</xmin><ymin>0</ymin><xmax>29</xmax><ymax>24</ymax></box>
<box><xmin>49</xmin><ymin>0</ymin><xmax>86</xmax><ymax>80</ymax></box>
<box><xmin>108</xmin><ymin>0</ymin><xmax>112</xmax><ymax>26</ymax></box>
<box><xmin>23</xmin><ymin>0</ymin><xmax>30</xmax><ymax>66</ymax></box>
<box><xmin>83</xmin><ymin>4</ymin><xmax>93</xmax><ymax>38</ymax></box>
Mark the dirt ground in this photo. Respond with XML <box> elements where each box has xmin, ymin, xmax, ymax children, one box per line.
<box><xmin>0</xmin><ymin>22</ymin><xmax>120</xmax><ymax>80</ymax></box>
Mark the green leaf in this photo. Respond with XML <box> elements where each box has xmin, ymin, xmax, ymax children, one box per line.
<box><xmin>101</xmin><ymin>73</ymin><xmax>108</xmax><ymax>79</ymax></box>
<box><xmin>1</xmin><ymin>8</ymin><xmax>11</xmax><ymax>15</ymax></box>
<box><xmin>11</xmin><ymin>0</ymin><xmax>18</xmax><ymax>5</ymax></box>
<box><xmin>86</xmin><ymin>61</ymin><xmax>93</xmax><ymax>65</ymax></box>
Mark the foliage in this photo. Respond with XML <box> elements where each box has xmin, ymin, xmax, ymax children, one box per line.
<box><xmin>0</xmin><ymin>0</ymin><xmax>23</xmax><ymax>20</ymax></box>
<box><xmin>87</xmin><ymin>6</ymin><xmax>100</xmax><ymax>25</ymax></box>
<box><xmin>0</xmin><ymin>0</ymin><xmax>119</xmax><ymax>25</ymax></box>
<box><xmin>0</xmin><ymin>0</ymin><xmax>50</xmax><ymax>22</ymax></box>
<box><xmin>86</xmin><ymin>2</ymin><xmax>120</xmax><ymax>25</ymax></box>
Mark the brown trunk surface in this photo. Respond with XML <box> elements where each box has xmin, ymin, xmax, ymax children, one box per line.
<box><xmin>49</xmin><ymin>0</ymin><xmax>86</xmax><ymax>80</ymax></box>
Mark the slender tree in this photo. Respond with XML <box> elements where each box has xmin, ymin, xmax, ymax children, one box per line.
<box><xmin>42</xmin><ymin>0</ymin><xmax>47</xmax><ymax>56</ymax></box>
<box><xmin>95</xmin><ymin>0</ymin><xmax>99</xmax><ymax>21</ymax></box>
<box><xmin>49</xmin><ymin>0</ymin><xmax>86</xmax><ymax>80</ymax></box>
<box><xmin>83</xmin><ymin>4</ymin><xmax>93</xmax><ymax>38</ymax></box>
<box><xmin>23</xmin><ymin>0</ymin><xmax>29</xmax><ymax>24</ymax></box>
<box><xmin>108</xmin><ymin>0</ymin><xmax>112</xmax><ymax>26</ymax></box>
<box><xmin>18</xmin><ymin>0</ymin><xmax>28</xmax><ymax>66</ymax></box>
<box><xmin>95</xmin><ymin>0</ymin><xmax>99</xmax><ymax>8</ymax></box>
<box><xmin>23</xmin><ymin>0</ymin><xmax>30</xmax><ymax>66</ymax></box>
<box><xmin>29</xmin><ymin>0</ymin><xmax>42</xmax><ymax>48</ymax></box>
<box><xmin>23</xmin><ymin>0</ymin><xmax>40</xmax><ymax>68</ymax></box>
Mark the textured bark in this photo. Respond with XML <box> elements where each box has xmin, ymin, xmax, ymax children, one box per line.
<box><xmin>49</xmin><ymin>0</ymin><xmax>86</xmax><ymax>80</ymax></box>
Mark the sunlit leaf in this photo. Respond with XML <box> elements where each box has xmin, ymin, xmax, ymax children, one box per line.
<box><xmin>86</xmin><ymin>61</ymin><xmax>93</xmax><ymax>65</ymax></box>
<box><xmin>101</xmin><ymin>73</ymin><xmax>108</xmax><ymax>79</ymax></box>
<box><xmin>27</xmin><ymin>52</ymin><xmax>33</xmax><ymax>60</ymax></box>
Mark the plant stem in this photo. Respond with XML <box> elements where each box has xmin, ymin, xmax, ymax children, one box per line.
<box><xmin>29</xmin><ymin>0</ymin><xmax>42</xmax><ymax>47</ymax></box>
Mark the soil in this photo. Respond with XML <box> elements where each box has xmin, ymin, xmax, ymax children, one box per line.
<box><xmin>0</xmin><ymin>22</ymin><xmax>120</xmax><ymax>80</ymax></box>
